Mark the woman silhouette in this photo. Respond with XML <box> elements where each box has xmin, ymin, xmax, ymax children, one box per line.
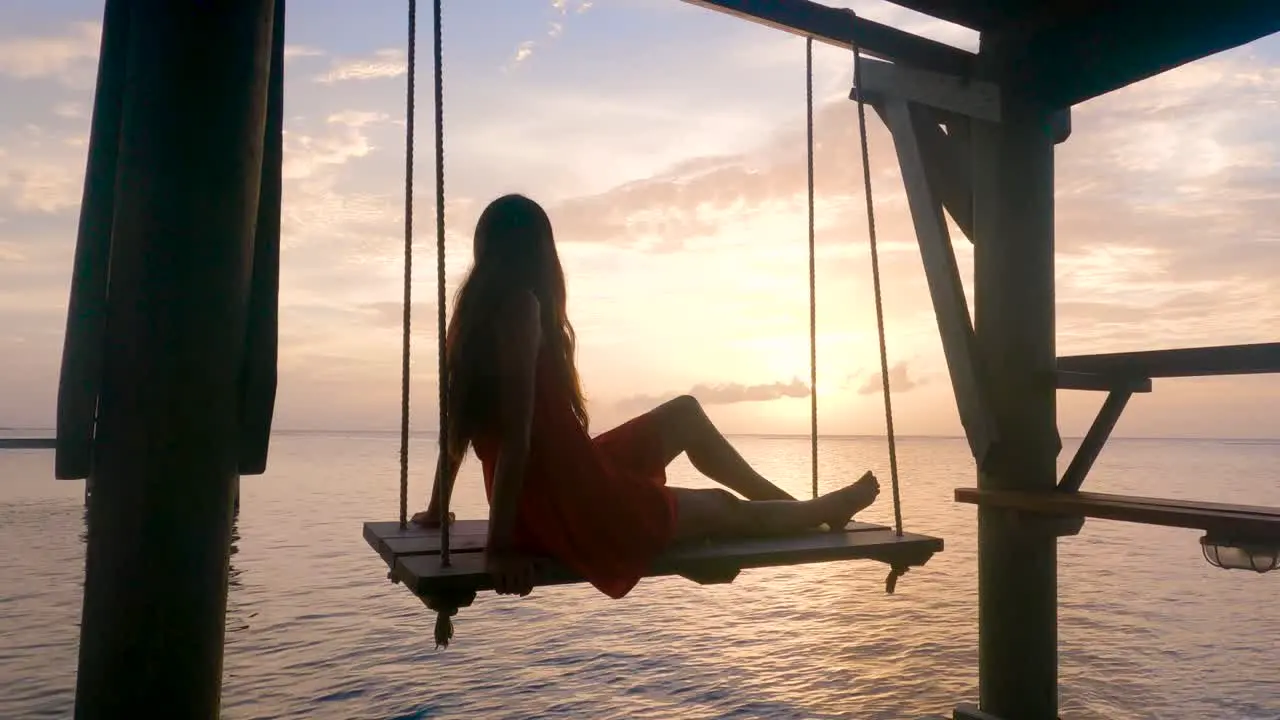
<box><xmin>414</xmin><ymin>194</ymin><xmax>880</xmax><ymax>598</ymax></box>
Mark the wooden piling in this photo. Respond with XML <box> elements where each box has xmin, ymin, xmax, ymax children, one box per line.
<box><xmin>970</xmin><ymin>34</ymin><xmax>1061</xmax><ymax>720</ymax></box>
<box><xmin>55</xmin><ymin>0</ymin><xmax>129</xmax><ymax>482</ymax></box>
<box><xmin>73</xmin><ymin>1</ymin><xmax>276</xmax><ymax>717</ymax></box>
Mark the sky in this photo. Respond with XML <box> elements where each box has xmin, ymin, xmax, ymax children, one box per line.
<box><xmin>1</xmin><ymin>0</ymin><xmax>1278</xmax><ymax>440</ymax></box>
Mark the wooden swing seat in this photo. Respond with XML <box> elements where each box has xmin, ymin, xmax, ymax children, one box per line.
<box><xmin>364</xmin><ymin>519</ymin><xmax>942</xmax><ymax>600</ymax></box>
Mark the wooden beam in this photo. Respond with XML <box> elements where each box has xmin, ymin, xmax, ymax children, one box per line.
<box><xmin>1057</xmin><ymin>390</ymin><xmax>1131</xmax><ymax>493</ymax></box>
<box><xmin>1055</xmin><ymin>370</ymin><xmax>1151</xmax><ymax>393</ymax></box>
<box><xmin>911</xmin><ymin>108</ymin><xmax>973</xmax><ymax>242</ymax></box>
<box><xmin>955</xmin><ymin>488</ymin><xmax>1280</xmax><ymax>540</ymax></box>
<box><xmin>865</xmin><ymin>99</ymin><xmax>974</xmax><ymax>242</ymax></box>
<box><xmin>679</xmin><ymin>0</ymin><xmax>975</xmax><ymax>76</ymax></box>
<box><xmin>880</xmin><ymin>0</ymin><xmax>987</xmax><ymax>31</ymax></box>
<box><xmin>1005</xmin><ymin>1</ymin><xmax>1280</xmax><ymax>108</ymax></box>
<box><xmin>881</xmin><ymin>97</ymin><xmax>999</xmax><ymax>469</ymax></box>
<box><xmin>1058</xmin><ymin>342</ymin><xmax>1280</xmax><ymax>379</ymax></box>
<box><xmin>858</xmin><ymin>57</ymin><xmax>999</xmax><ymax>121</ymax></box>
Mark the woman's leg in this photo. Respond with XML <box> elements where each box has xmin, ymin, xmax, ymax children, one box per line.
<box><xmin>648</xmin><ymin>395</ymin><xmax>796</xmax><ymax>501</ymax></box>
<box><xmin>670</xmin><ymin>472</ymin><xmax>880</xmax><ymax>542</ymax></box>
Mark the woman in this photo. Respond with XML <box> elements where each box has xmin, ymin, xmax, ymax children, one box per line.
<box><xmin>413</xmin><ymin>194</ymin><xmax>880</xmax><ymax>599</ymax></box>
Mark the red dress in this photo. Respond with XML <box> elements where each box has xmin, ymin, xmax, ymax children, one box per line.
<box><xmin>471</xmin><ymin>347</ymin><xmax>678</xmax><ymax>599</ymax></box>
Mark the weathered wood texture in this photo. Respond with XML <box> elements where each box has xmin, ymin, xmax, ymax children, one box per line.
<box><xmin>365</xmin><ymin>519</ymin><xmax>942</xmax><ymax>597</ymax></box>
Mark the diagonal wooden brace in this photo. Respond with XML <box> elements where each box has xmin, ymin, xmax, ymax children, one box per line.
<box><xmin>877</xmin><ymin>96</ymin><xmax>1001</xmax><ymax>470</ymax></box>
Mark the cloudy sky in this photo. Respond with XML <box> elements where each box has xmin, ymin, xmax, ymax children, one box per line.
<box><xmin>2</xmin><ymin>0</ymin><xmax>1277</xmax><ymax>439</ymax></box>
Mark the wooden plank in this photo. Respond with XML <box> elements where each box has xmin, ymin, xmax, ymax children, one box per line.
<box><xmin>954</xmin><ymin>488</ymin><xmax>1280</xmax><ymax>539</ymax></box>
<box><xmin>678</xmin><ymin>0</ymin><xmax>975</xmax><ymax>76</ymax></box>
<box><xmin>392</xmin><ymin>526</ymin><xmax>942</xmax><ymax>596</ymax></box>
<box><xmin>1055</xmin><ymin>370</ymin><xmax>1151</xmax><ymax>393</ymax></box>
<box><xmin>365</xmin><ymin>520</ymin><xmax>893</xmax><ymax>560</ymax></box>
<box><xmin>1057</xmin><ymin>342</ymin><xmax>1280</xmax><ymax>379</ymax></box>
<box><xmin>1062</xmin><ymin>491</ymin><xmax>1280</xmax><ymax>519</ymax></box>
<box><xmin>882</xmin><ymin>97</ymin><xmax>999</xmax><ymax>469</ymax></box>
<box><xmin>858</xmin><ymin>57</ymin><xmax>999</xmax><ymax>121</ymax></box>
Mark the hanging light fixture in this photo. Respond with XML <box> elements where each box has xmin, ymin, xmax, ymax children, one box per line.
<box><xmin>1200</xmin><ymin>534</ymin><xmax>1280</xmax><ymax>573</ymax></box>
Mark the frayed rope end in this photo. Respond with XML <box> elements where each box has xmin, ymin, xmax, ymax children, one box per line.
<box><xmin>433</xmin><ymin>609</ymin><xmax>454</xmax><ymax>650</ymax></box>
<box><xmin>884</xmin><ymin>564</ymin><xmax>908</xmax><ymax>594</ymax></box>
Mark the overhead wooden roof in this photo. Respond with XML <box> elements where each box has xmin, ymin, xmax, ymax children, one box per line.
<box><xmin>683</xmin><ymin>0</ymin><xmax>1280</xmax><ymax>108</ymax></box>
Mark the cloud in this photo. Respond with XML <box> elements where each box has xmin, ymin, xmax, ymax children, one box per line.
<box><xmin>0</xmin><ymin>126</ymin><xmax>86</xmax><ymax>214</ymax></box>
<box><xmin>552</xmin><ymin>0</ymin><xmax>594</xmax><ymax>12</ymax></box>
<box><xmin>284</xmin><ymin>45</ymin><xmax>325</xmax><ymax>62</ymax></box>
<box><xmin>0</xmin><ymin>6</ymin><xmax>1275</xmax><ymax>437</ymax></box>
<box><xmin>855</xmin><ymin>362</ymin><xmax>924</xmax><ymax>396</ymax></box>
<box><xmin>314</xmin><ymin>49</ymin><xmax>406</xmax><ymax>84</ymax></box>
<box><xmin>537</xmin><ymin>97</ymin><xmax>907</xmax><ymax>253</ymax></box>
<box><xmin>506</xmin><ymin>0</ymin><xmax>596</xmax><ymax>70</ymax></box>
<box><xmin>1052</xmin><ymin>52</ymin><xmax>1280</xmax><ymax>352</ymax></box>
<box><xmin>0</xmin><ymin>21</ymin><xmax>100</xmax><ymax>85</ymax></box>
<box><xmin>508</xmin><ymin>41</ymin><xmax>536</xmax><ymax>69</ymax></box>
<box><xmin>616</xmin><ymin>378</ymin><xmax>810</xmax><ymax>414</ymax></box>
<box><xmin>52</xmin><ymin>102</ymin><xmax>84</xmax><ymax>119</ymax></box>
<box><xmin>282</xmin><ymin>110</ymin><xmax>389</xmax><ymax>182</ymax></box>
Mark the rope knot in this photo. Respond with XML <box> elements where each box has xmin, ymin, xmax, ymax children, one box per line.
<box><xmin>884</xmin><ymin>564</ymin><xmax>909</xmax><ymax>594</ymax></box>
<box><xmin>432</xmin><ymin>606</ymin><xmax>458</xmax><ymax>649</ymax></box>
<box><xmin>425</xmin><ymin>589</ymin><xmax>475</xmax><ymax>650</ymax></box>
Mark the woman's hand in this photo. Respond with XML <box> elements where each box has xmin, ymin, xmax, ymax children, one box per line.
<box><xmin>410</xmin><ymin>508</ymin><xmax>455</xmax><ymax>529</ymax></box>
<box><xmin>485</xmin><ymin>547</ymin><xmax>537</xmax><ymax>597</ymax></box>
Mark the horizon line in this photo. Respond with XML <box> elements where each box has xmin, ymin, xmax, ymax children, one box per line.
<box><xmin>5</xmin><ymin>428</ymin><xmax>1276</xmax><ymax>443</ymax></box>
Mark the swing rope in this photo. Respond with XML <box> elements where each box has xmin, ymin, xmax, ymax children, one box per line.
<box><xmin>851</xmin><ymin>44</ymin><xmax>903</xmax><ymax>540</ymax></box>
<box><xmin>395</xmin><ymin>0</ymin><xmax>462</xmax><ymax>649</ymax></box>
<box><xmin>849</xmin><ymin>39</ymin><xmax>910</xmax><ymax>594</ymax></box>
<box><xmin>397</xmin><ymin>9</ymin><xmax>913</xmax><ymax>643</ymax></box>
<box><xmin>806</xmin><ymin>37</ymin><xmax>818</xmax><ymax>502</ymax></box>
<box><xmin>428</xmin><ymin>0</ymin><xmax>462</xmax><ymax>648</ymax></box>
<box><xmin>398</xmin><ymin>0</ymin><xmax>416</xmax><ymax>532</ymax></box>
<box><xmin>431</xmin><ymin>0</ymin><xmax>451</xmax><ymax>569</ymax></box>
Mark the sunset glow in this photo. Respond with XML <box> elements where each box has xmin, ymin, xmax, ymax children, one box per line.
<box><xmin>1</xmin><ymin>0</ymin><xmax>1277</xmax><ymax>439</ymax></box>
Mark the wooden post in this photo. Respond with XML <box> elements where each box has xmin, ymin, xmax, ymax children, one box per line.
<box><xmin>55</xmin><ymin>0</ymin><xmax>129</xmax><ymax>482</ymax></box>
<box><xmin>73</xmin><ymin>1</ymin><xmax>276</xmax><ymax>718</ymax></box>
<box><xmin>238</xmin><ymin>0</ymin><xmax>285</xmax><ymax>477</ymax></box>
<box><xmin>970</xmin><ymin>35</ymin><xmax>1060</xmax><ymax>720</ymax></box>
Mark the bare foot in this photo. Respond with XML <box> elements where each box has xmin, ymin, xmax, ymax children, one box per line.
<box><xmin>821</xmin><ymin>471</ymin><xmax>880</xmax><ymax>531</ymax></box>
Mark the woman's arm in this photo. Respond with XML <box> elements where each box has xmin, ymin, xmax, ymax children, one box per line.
<box><xmin>487</xmin><ymin>291</ymin><xmax>542</xmax><ymax>552</ymax></box>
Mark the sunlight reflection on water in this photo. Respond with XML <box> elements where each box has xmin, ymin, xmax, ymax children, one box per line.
<box><xmin>2</xmin><ymin>434</ymin><xmax>1278</xmax><ymax>719</ymax></box>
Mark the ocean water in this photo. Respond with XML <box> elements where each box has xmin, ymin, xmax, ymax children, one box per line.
<box><xmin>2</xmin><ymin>432</ymin><xmax>1278</xmax><ymax>719</ymax></box>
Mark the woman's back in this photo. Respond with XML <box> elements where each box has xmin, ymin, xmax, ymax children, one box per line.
<box><xmin>470</xmin><ymin>340</ymin><xmax>678</xmax><ymax>599</ymax></box>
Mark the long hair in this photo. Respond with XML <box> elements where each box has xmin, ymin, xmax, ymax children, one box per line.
<box><xmin>443</xmin><ymin>194</ymin><xmax>588</xmax><ymax>463</ymax></box>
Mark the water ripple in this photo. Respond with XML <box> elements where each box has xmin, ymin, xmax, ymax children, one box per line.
<box><xmin>2</xmin><ymin>436</ymin><xmax>1278</xmax><ymax>719</ymax></box>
